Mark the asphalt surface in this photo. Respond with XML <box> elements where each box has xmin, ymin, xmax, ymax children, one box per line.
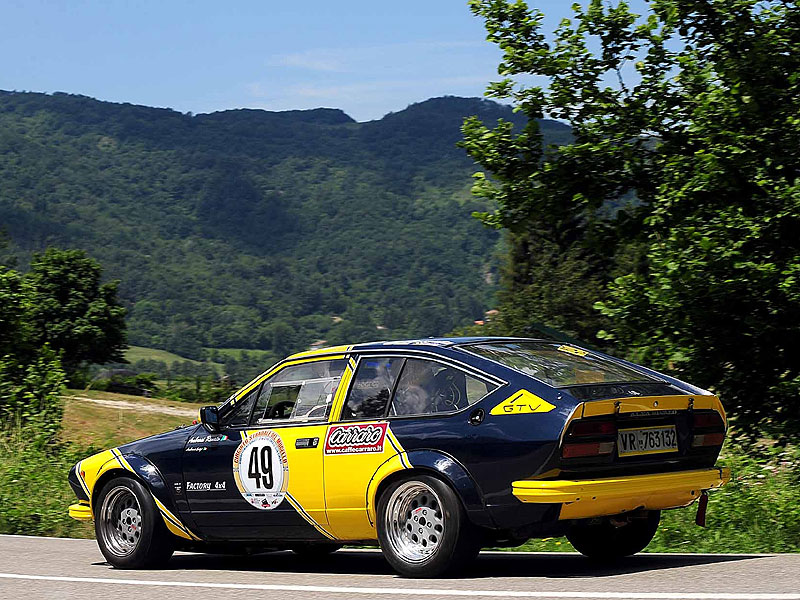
<box><xmin>0</xmin><ymin>535</ymin><xmax>797</xmax><ymax>600</ymax></box>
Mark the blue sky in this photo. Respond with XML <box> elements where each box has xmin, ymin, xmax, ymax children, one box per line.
<box><xmin>0</xmin><ymin>1</ymin><xmax>646</xmax><ymax>122</ymax></box>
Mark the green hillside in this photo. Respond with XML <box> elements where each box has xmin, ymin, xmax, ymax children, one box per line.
<box><xmin>0</xmin><ymin>91</ymin><xmax>571</xmax><ymax>358</ymax></box>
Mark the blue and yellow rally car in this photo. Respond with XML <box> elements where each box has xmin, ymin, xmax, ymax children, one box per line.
<box><xmin>69</xmin><ymin>338</ymin><xmax>729</xmax><ymax>577</ymax></box>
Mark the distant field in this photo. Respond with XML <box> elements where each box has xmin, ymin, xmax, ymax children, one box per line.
<box><xmin>125</xmin><ymin>345</ymin><xmax>224</xmax><ymax>371</ymax></box>
<box><xmin>204</xmin><ymin>347</ymin><xmax>275</xmax><ymax>361</ymax></box>
<box><xmin>61</xmin><ymin>389</ymin><xmax>194</xmax><ymax>449</ymax></box>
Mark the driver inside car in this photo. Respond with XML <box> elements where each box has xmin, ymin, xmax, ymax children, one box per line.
<box><xmin>393</xmin><ymin>359</ymin><xmax>466</xmax><ymax>415</ymax></box>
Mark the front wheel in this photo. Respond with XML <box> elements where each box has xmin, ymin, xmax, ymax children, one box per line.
<box><xmin>94</xmin><ymin>476</ymin><xmax>174</xmax><ymax>569</ymax></box>
<box><xmin>567</xmin><ymin>510</ymin><xmax>661</xmax><ymax>560</ymax></box>
<box><xmin>377</xmin><ymin>475</ymin><xmax>479</xmax><ymax>578</ymax></box>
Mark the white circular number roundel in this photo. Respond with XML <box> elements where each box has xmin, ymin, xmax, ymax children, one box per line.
<box><xmin>232</xmin><ymin>430</ymin><xmax>289</xmax><ymax>510</ymax></box>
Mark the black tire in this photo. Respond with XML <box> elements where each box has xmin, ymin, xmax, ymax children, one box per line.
<box><xmin>94</xmin><ymin>476</ymin><xmax>174</xmax><ymax>569</ymax></box>
<box><xmin>377</xmin><ymin>474</ymin><xmax>480</xmax><ymax>578</ymax></box>
<box><xmin>290</xmin><ymin>542</ymin><xmax>344</xmax><ymax>558</ymax></box>
<box><xmin>566</xmin><ymin>510</ymin><xmax>661</xmax><ymax>560</ymax></box>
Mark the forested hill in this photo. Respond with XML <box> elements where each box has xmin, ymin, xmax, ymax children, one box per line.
<box><xmin>0</xmin><ymin>90</ymin><xmax>571</xmax><ymax>359</ymax></box>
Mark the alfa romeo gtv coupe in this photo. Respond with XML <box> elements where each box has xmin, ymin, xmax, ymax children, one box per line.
<box><xmin>69</xmin><ymin>337</ymin><xmax>729</xmax><ymax>577</ymax></box>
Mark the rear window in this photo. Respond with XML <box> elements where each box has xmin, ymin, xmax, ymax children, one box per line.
<box><xmin>463</xmin><ymin>341</ymin><xmax>659</xmax><ymax>387</ymax></box>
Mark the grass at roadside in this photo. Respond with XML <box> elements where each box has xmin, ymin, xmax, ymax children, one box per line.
<box><xmin>0</xmin><ymin>435</ymin><xmax>95</xmax><ymax>539</ymax></box>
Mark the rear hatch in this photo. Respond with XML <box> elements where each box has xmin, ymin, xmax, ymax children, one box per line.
<box><xmin>460</xmin><ymin>340</ymin><xmax>726</xmax><ymax>479</ymax></box>
<box><xmin>556</xmin><ymin>394</ymin><xmax>726</xmax><ymax>479</ymax></box>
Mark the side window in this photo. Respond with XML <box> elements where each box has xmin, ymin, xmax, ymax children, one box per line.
<box><xmin>251</xmin><ymin>359</ymin><xmax>346</xmax><ymax>424</ymax></box>
<box><xmin>391</xmin><ymin>358</ymin><xmax>497</xmax><ymax>416</ymax></box>
<box><xmin>341</xmin><ymin>357</ymin><xmax>404</xmax><ymax>420</ymax></box>
<box><xmin>221</xmin><ymin>389</ymin><xmax>258</xmax><ymax>428</ymax></box>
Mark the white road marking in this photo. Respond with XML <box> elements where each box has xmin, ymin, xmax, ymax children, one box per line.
<box><xmin>0</xmin><ymin>573</ymin><xmax>797</xmax><ymax>600</ymax></box>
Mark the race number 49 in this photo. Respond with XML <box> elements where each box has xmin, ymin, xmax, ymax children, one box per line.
<box><xmin>247</xmin><ymin>444</ymin><xmax>274</xmax><ymax>489</ymax></box>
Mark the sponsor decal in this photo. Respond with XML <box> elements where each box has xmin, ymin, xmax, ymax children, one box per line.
<box><xmin>557</xmin><ymin>344</ymin><xmax>589</xmax><ymax>357</ymax></box>
<box><xmin>173</xmin><ymin>482</ymin><xmax>183</xmax><ymax>495</ymax></box>
<box><xmin>489</xmin><ymin>390</ymin><xmax>556</xmax><ymax>416</ymax></box>
<box><xmin>186</xmin><ymin>481</ymin><xmax>227</xmax><ymax>492</ymax></box>
<box><xmin>324</xmin><ymin>422</ymin><xmax>388</xmax><ymax>455</ymax></box>
<box><xmin>232</xmin><ymin>430</ymin><xmax>289</xmax><ymax>510</ymax></box>
<box><xmin>185</xmin><ymin>446</ymin><xmax>207</xmax><ymax>453</ymax></box>
<box><xmin>188</xmin><ymin>434</ymin><xmax>228</xmax><ymax>444</ymax></box>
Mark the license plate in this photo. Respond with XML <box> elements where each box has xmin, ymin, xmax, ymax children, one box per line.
<box><xmin>617</xmin><ymin>426</ymin><xmax>678</xmax><ymax>457</ymax></box>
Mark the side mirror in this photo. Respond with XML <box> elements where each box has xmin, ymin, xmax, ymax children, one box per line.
<box><xmin>199</xmin><ymin>405</ymin><xmax>220</xmax><ymax>431</ymax></box>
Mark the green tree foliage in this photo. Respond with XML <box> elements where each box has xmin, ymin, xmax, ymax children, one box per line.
<box><xmin>25</xmin><ymin>248</ymin><xmax>127</xmax><ymax>375</ymax></box>
<box><xmin>0</xmin><ymin>264</ymin><xmax>65</xmax><ymax>445</ymax></box>
<box><xmin>0</xmin><ymin>347</ymin><xmax>65</xmax><ymax>445</ymax></box>
<box><xmin>0</xmin><ymin>250</ymin><xmax>125</xmax><ymax>441</ymax></box>
<box><xmin>465</xmin><ymin>0</ymin><xmax>800</xmax><ymax>435</ymax></box>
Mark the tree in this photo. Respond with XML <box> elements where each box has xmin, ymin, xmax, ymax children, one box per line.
<box><xmin>25</xmin><ymin>248</ymin><xmax>127</xmax><ymax>375</ymax></box>
<box><xmin>464</xmin><ymin>0</ymin><xmax>800</xmax><ymax>435</ymax></box>
<box><xmin>0</xmin><ymin>267</ymin><xmax>31</xmax><ymax>359</ymax></box>
<box><xmin>0</xmin><ymin>265</ymin><xmax>65</xmax><ymax>445</ymax></box>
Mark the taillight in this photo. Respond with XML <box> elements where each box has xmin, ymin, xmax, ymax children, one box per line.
<box><xmin>570</xmin><ymin>420</ymin><xmax>617</xmax><ymax>437</ymax></box>
<box><xmin>691</xmin><ymin>432</ymin><xmax>725</xmax><ymax>448</ymax></box>
<box><xmin>692</xmin><ymin>412</ymin><xmax>724</xmax><ymax>429</ymax></box>
<box><xmin>562</xmin><ymin>441</ymin><xmax>615</xmax><ymax>459</ymax></box>
<box><xmin>691</xmin><ymin>411</ymin><xmax>725</xmax><ymax>448</ymax></box>
<box><xmin>562</xmin><ymin>418</ymin><xmax>617</xmax><ymax>458</ymax></box>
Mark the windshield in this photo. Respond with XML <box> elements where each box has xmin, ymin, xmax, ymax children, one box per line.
<box><xmin>463</xmin><ymin>341</ymin><xmax>660</xmax><ymax>387</ymax></box>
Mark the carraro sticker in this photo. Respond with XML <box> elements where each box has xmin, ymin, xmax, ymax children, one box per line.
<box><xmin>232</xmin><ymin>430</ymin><xmax>289</xmax><ymax>510</ymax></box>
<box><xmin>490</xmin><ymin>390</ymin><xmax>556</xmax><ymax>415</ymax></box>
<box><xmin>324</xmin><ymin>422</ymin><xmax>388</xmax><ymax>455</ymax></box>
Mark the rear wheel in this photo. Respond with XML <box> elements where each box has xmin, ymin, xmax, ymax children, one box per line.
<box><xmin>377</xmin><ymin>475</ymin><xmax>479</xmax><ymax>577</ymax></box>
<box><xmin>95</xmin><ymin>476</ymin><xmax>174</xmax><ymax>569</ymax></box>
<box><xmin>567</xmin><ymin>510</ymin><xmax>661</xmax><ymax>560</ymax></box>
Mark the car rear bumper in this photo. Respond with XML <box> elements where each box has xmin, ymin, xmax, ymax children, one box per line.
<box><xmin>512</xmin><ymin>466</ymin><xmax>730</xmax><ymax>520</ymax></box>
<box><xmin>68</xmin><ymin>501</ymin><xmax>93</xmax><ymax>522</ymax></box>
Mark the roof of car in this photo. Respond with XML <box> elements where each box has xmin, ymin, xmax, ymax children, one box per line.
<box><xmin>286</xmin><ymin>337</ymin><xmax>549</xmax><ymax>361</ymax></box>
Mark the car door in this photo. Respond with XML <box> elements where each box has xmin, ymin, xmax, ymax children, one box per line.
<box><xmin>181</xmin><ymin>357</ymin><xmax>346</xmax><ymax>541</ymax></box>
<box><xmin>322</xmin><ymin>355</ymin><xmax>407</xmax><ymax>539</ymax></box>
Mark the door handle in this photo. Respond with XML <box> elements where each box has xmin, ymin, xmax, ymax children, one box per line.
<box><xmin>295</xmin><ymin>437</ymin><xmax>319</xmax><ymax>449</ymax></box>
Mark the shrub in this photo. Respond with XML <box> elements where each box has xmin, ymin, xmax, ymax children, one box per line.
<box><xmin>0</xmin><ymin>346</ymin><xmax>66</xmax><ymax>446</ymax></box>
<box><xmin>0</xmin><ymin>434</ymin><xmax>93</xmax><ymax>538</ymax></box>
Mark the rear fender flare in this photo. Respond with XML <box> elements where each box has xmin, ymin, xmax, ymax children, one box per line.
<box><xmin>370</xmin><ymin>449</ymin><xmax>494</xmax><ymax>529</ymax></box>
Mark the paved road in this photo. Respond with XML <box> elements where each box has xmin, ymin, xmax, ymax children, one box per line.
<box><xmin>0</xmin><ymin>535</ymin><xmax>797</xmax><ymax>600</ymax></box>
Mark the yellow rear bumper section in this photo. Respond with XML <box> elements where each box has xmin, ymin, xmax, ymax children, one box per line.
<box><xmin>513</xmin><ymin>467</ymin><xmax>730</xmax><ymax>520</ymax></box>
<box><xmin>68</xmin><ymin>502</ymin><xmax>93</xmax><ymax>522</ymax></box>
